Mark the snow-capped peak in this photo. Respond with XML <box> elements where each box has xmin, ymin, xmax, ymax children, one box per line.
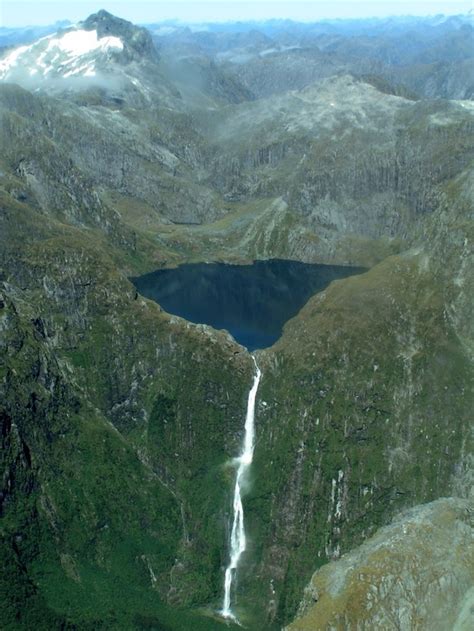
<box><xmin>0</xmin><ymin>28</ymin><xmax>123</xmax><ymax>81</ymax></box>
<box><xmin>47</xmin><ymin>29</ymin><xmax>123</xmax><ymax>57</ymax></box>
<box><xmin>0</xmin><ymin>12</ymin><xmax>167</xmax><ymax>107</ymax></box>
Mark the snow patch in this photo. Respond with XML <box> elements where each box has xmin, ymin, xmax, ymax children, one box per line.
<box><xmin>49</xmin><ymin>30</ymin><xmax>123</xmax><ymax>56</ymax></box>
<box><xmin>0</xmin><ymin>28</ymin><xmax>123</xmax><ymax>81</ymax></box>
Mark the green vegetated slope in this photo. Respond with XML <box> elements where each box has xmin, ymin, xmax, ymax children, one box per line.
<box><xmin>1</xmin><ymin>292</ymin><xmax>179</xmax><ymax>630</ymax></box>
<box><xmin>240</xmin><ymin>172</ymin><xmax>473</xmax><ymax>627</ymax></box>
<box><xmin>1</xmin><ymin>197</ymin><xmax>250</xmax><ymax>628</ymax></box>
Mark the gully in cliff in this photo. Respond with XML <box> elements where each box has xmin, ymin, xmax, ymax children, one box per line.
<box><xmin>221</xmin><ymin>357</ymin><xmax>262</xmax><ymax>622</ymax></box>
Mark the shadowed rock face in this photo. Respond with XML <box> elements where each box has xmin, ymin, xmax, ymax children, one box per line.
<box><xmin>286</xmin><ymin>498</ymin><xmax>474</xmax><ymax>631</ymax></box>
<box><xmin>83</xmin><ymin>10</ymin><xmax>159</xmax><ymax>61</ymax></box>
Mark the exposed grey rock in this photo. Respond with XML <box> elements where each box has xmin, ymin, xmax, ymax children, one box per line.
<box><xmin>82</xmin><ymin>10</ymin><xmax>159</xmax><ymax>62</ymax></box>
<box><xmin>287</xmin><ymin>498</ymin><xmax>474</xmax><ymax>631</ymax></box>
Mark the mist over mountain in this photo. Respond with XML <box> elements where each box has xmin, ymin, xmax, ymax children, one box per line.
<box><xmin>0</xmin><ymin>9</ymin><xmax>473</xmax><ymax>631</ymax></box>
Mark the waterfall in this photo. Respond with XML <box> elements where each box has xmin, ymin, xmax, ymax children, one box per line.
<box><xmin>221</xmin><ymin>357</ymin><xmax>262</xmax><ymax>621</ymax></box>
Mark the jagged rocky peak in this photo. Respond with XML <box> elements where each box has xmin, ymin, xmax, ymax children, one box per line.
<box><xmin>82</xmin><ymin>10</ymin><xmax>158</xmax><ymax>61</ymax></box>
<box><xmin>0</xmin><ymin>10</ymin><xmax>158</xmax><ymax>85</ymax></box>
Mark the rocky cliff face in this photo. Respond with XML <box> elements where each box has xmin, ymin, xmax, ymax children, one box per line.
<box><xmin>1</xmin><ymin>38</ymin><xmax>472</xmax><ymax>265</ymax></box>
<box><xmin>286</xmin><ymin>497</ymin><xmax>473</xmax><ymax>630</ymax></box>
<box><xmin>83</xmin><ymin>10</ymin><xmax>159</xmax><ymax>62</ymax></box>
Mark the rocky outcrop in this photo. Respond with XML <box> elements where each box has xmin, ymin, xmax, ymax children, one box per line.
<box><xmin>204</xmin><ymin>75</ymin><xmax>473</xmax><ymax>216</ymax></box>
<box><xmin>82</xmin><ymin>10</ymin><xmax>159</xmax><ymax>62</ymax></box>
<box><xmin>286</xmin><ymin>498</ymin><xmax>474</xmax><ymax>631</ymax></box>
<box><xmin>0</xmin><ymin>83</ymin><xmax>221</xmax><ymax>228</ymax></box>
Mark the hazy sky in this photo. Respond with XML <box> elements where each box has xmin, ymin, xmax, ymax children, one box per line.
<box><xmin>1</xmin><ymin>0</ymin><xmax>472</xmax><ymax>27</ymax></box>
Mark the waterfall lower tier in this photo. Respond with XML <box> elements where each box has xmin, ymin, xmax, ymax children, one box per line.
<box><xmin>221</xmin><ymin>357</ymin><xmax>262</xmax><ymax>621</ymax></box>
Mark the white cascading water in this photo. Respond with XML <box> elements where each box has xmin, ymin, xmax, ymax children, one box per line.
<box><xmin>221</xmin><ymin>357</ymin><xmax>262</xmax><ymax>621</ymax></box>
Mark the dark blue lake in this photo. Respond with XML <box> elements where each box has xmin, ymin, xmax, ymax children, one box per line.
<box><xmin>131</xmin><ymin>260</ymin><xmax>365</xmax><ymax>350</ymax></box>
